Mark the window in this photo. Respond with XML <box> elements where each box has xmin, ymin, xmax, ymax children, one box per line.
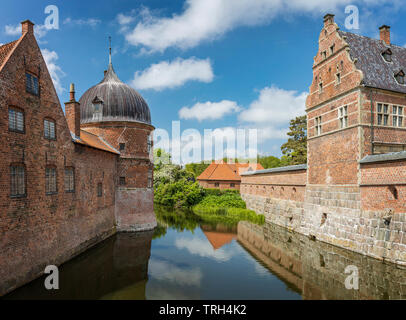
<box><xmin>319</xmin><ymin>82</ymin><xmax>323</xmax><ymax>94</ymax></box>
<box><xmin>336</xmin><ymin>73</ymin><xmax>341</xmax><ymax>85</ymax></box>
<box><xmin>147</xmin><ymin>135</ymin><xmax>153</xmax><ymax>154</ymax></box>
<box><xmin>92</xmin><ymin>97</ymin><xmax>103</xmax><ymax>121</ymax></box>
<box><xmin>230</xmin><ymin>183</ymin><xmax>235</xmax><ymax>188</ymax></box>
<box><xmin>148</xmin><ymin>170</ymin><xmax>153</xmax><ymax>188</ymax></box>
<box><xmin>392</xmin><ymin>105</ymin><xmax>403</xmax><ymax>127</ymax></box>
<box><xmin>377</xmin><ymin>103</ymin><xmax>389</xmax><ymax>125</ymax></box>
<box><xmin>330</xmin><ymin>44</ymin><xmax>335</xmax><ymax>55</ymax></box>
<box><xmin>10</xmin><ymin>165</ymin><xmax>25</xmax><ymax>197</ymax></box>
<box><xmin>44</xmin><ymin>119</ymin><xmax>56</xmax><ymax>140</ymax></box>
<box><xmin>64</xmin><ymin>168</ymin><xmax>75</xmax><ymax>192</ymax></box>
<box><xmin>382</xmin><ymin>49</ymin><xmax>392</xmax><ymax>62</ymax></box>
<box><xmin>119</xmin><ymin>177</ymin><xmax>126</xmax><ymax>185</ymax></box>
<box><xmin>119</xmin><ymin>143</ymin><xmax>125</xmax><ymax>151</ymax></box>
<box><xmin>9</xmin><ymin>108</ymin><xmax>24</xmax><ymax>133</ymax></box>
<box><xmin>45</xmin><ymin>167</ymin><xmax>57</xmax><ymax>194</ymax></box>
<box><xmin>321</xmin><ymin>51</ymin><xmax>327</xmax><ymax>59</ymax></box>
<box><xmin>214</xmin><ymin>182</ymin><xmax>220</xmax><ymax>187</ymax></box>
<box><xmin>395</xmin><ymin>70</ymin><xmax>405</xmax><ymax>85</ymax></box>
<box><xmin>26</xmin><ymin>73</ymin><xmax>39</xmax><ymax>95</ymax></box>
<box><xmin>315</xmin><ymin>116</ymin><xmax>322</xmax><ymax>136</ymax></box>
<box><xmin>97</xmin><ymin>183</ymin><xmax>103</xmax><ymax>197</ymax></box>
<box><xmin>339</xmin><ymin>106</ymin><xmax>348</xmax><ymax>128</ymax></box>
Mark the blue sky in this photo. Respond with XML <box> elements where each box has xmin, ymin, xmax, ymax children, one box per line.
<box><xmin>1</xmin><ymin>0</ymin><xmax>406</xmax><ymax>163</ymax></box>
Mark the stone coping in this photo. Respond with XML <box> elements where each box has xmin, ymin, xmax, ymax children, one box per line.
<box><xmin>360</xmin><ymin>151</ymin><xmax>406</xmax><ymax>164</ymax></box>
<box><xmin>241</xmin><ymin>164</ymin><xmax>307</xmax><ymax>176</ymax></box>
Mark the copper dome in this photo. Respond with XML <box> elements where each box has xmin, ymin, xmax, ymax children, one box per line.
<box><xmin>79</xmin><ymin>63</ymin><xmax>151</xmax><ymax>125</ymax></box>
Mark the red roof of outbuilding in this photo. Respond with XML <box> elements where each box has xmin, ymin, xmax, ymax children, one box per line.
<box><xmin>197</xmin><ymin>161</ymin><xmax>264</xmax><ymax>181</ymax></box>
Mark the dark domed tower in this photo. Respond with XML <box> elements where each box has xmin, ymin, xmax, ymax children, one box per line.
<box><xmin>79</xmin><ymin>46</ymin><xmax>155</xmax><ymax>231</ymax></box>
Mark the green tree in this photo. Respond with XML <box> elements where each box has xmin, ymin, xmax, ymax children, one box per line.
<box><xmin>280</xmin><ymin>115</ymin><xmax>307</xmax><ymax>165</ymax></box>
<box><xmin>257</xmin><ymin>155</ymin><xmax>281</xmax><ymax>169</ymax></box>
<box><xmin>185</xmin><ymin>162</ymin><xmax>210</xmax><ymax>178</ymax></box>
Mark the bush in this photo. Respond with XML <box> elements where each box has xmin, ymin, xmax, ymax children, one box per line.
<box><xmin>154</xmin><ymin>179</ymin><xmax>205</xmax><ymax>209</ymax></box>
<box><xmin>203</xmin><ymin>188</ymin><xmax>239</xmax><ymax>196</ymax></box>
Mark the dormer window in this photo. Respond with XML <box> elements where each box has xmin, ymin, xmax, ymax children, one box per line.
<box><xmin>382</xmin><ymin>48</ymin><xmax>392</xmax><ymax>62</ymax></box>
<box><xmin>395</xmin><ymin>70</ymin><xmax>405</xmax><ymax>85</ymax></box>
<box><xmin>92</xmin><ymin>96</ymin><xmax>103</xmax><ymax>121</ymax></box>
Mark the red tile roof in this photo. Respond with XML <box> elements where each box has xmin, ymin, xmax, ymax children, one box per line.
<box><xmin>72</xmin><ymin>129</ymin><xmax>120</xmax><ymax>154</ymax></box>
<box><xmin>0</xmin><ymin>40</ymin><xmax>18</xmax><ymax>70</ymax></box>
<box><xmin>197</xmin><ymin>161</ymin><xmax>264</xmax><ymax>181</ymax></box>
<box><xmin>203</xmin><ymin>231</ymin><xmax>236</xmax><ymax>250</ymax></box>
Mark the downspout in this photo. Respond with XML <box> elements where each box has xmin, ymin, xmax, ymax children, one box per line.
<box><xmin>369</xmin><ymin>88</ymin><xmax>375</xmax><ymax>155</ymax></box>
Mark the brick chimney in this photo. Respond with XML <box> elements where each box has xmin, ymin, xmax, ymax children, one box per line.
<box><xmin>379</xmin><ymin>25</ymin><xmax>391</xmax><ymax>45</ymax></box>
<box><xmin>21</xmin><ymin>20</ymin><xmax>34</xmax><ymax>35</ymax></box>
<box><xmin>64</xmin><ymin>83</ymin><xmax>81</xmax><ymax>138</ymax></box>
<box><xmin>323</xmin><ymin>13</ymin><xmax>335</xmax><ymax>27</ymax></box>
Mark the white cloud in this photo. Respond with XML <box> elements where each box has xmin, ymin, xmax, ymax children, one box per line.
<box><xmin>63</xmin><ymin>18</ymin><xmax>101</xmax><ymax>28</ymax></box>
<box><xmin>123</xmin><ymin>0</ymin><xmax>389</xmax><ymax>52</ymax></box>
<box><xmin>41</xmin><ymin>49</ymin><xmax>66</xmax><ymax>94</ymax></box>
<box><xmin>4</xmin><ymin>24</ymin><xmax>20</xmax><ymax>36</ymax></box>
<box><xmin>131</xmin><ymin>57</ymin><xmax>213</xmax><ymax>91</ymax></box>
<box><xmin>239</xmin><ymin>85</ymin><xmax>307</xmax><ymax>141</ymax></box>
<box><xmin>117</xmin><ymin>13</ymin><xmax>135</xmax><ymax>25</ymax></box>
<box><xmin>179</xmin><ymin>100</ymin><xmax>241</xmax><ymax>122</ymax></box>
<box><xmin>5</xmin><ymin>24</ymin><xmax>51</xmax><ymax>40</ymax></box>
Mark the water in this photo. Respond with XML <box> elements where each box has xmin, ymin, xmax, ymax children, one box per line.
<box><xmin>4</xmin><ymin>208</ymin><xmax>406</xmax><ymax>300</ymax></box>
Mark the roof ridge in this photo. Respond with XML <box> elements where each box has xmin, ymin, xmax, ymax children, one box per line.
<box><xmin>339</xmin><ymin>30</ymin><xmax>406</xmax><ymax>50</ymax></box>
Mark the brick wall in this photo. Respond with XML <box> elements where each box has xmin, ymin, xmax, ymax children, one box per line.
<box><xmin>198</xmin><ymin>180</ymin><xmax>240</xmax><ymax>190</ymax></box>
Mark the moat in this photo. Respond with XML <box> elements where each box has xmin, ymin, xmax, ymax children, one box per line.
<box><xmin>4</xmin><ymin>208</ymin><xmax>406</xmax><ymax>300</ymax></box>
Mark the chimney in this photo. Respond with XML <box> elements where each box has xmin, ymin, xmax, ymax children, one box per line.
<box><xmin>64</xmin><ymin>83</ymin><xmax>81</xmax><ymax>138</ymax></box>
<box><xmin>21</xmin><ymin>20</ymin><xmax>34</xmax><ymax>35</ymax></box>
<box><xmin>379</xmin><ymin>25</ymin><xmax>391</xmax><ymax>45</ymax></box>
<box><xmin>323</xmin><ymin>13</ymin><xmax>335</xmax><ymax>27</ymax></box>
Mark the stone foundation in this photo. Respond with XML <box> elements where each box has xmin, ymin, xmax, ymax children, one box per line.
<box><xmin>242</xmin><ymin>187</ymin><xmax>406</xmax><ymax>265</ymax></box>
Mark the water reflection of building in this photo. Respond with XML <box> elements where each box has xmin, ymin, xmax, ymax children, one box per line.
<box><xmin>4</xmin><ymin>232</ymin><xmax>153</xmax><ymax>300</ymax></box>
<box><xmin>201</xmin><ymin>224</ymin><xmax>237</xmax><ymax>250</ymax></box>
<box><xmin>238</xmin><ymin>221</ymin><xmax>406</xmax><ymax>300</ymax></box>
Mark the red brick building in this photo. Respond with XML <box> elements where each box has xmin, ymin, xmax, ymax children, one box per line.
<box><xmin>197</xmin><ymin>160</ymin><xmax>263</xmax><ymax>190</ymax></box>
<box><xmin>0</xmin><ymin>20</ymin><xmax>155</xmax><ymax>295</ymax></box>
<box><xmin>241</xmin><ymin>14</ymin><xmax>406</xmax><ymax>265</ymax></box>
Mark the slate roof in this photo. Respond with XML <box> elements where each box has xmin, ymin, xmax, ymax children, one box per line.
<box><xmin>241</xmin><ymin>164</ymin><xmax>307</xmax><ymax>176</ymax></box>
<box><xmin>0</xmin><ymin>40</ymin><xmax>18</xmax><ymax>70</ymax></box>
<box><xmin>339</xmin><ymin>30</ymin><xmax>406</xmax><ymax>93</ymax></box>
<box><xmin>360</xmin><ymin>151</ymin><xmax>406</xmax><ymax>164</ymax></box>
<box><xmin>72</xmin><ymin>129</ymin><xmax>120</xmax><ymax>154</ymax></box>
<box><xmin>197</xmin><ymin>161</ymin><xmax>264</xmax><ymax>181</ymax></box>
<box><xmin>79</xmin><ymin>63</ymin><xmax>151</xmax><ymax>125</ymax></box>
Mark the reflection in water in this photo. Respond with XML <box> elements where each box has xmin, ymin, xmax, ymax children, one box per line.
<box><xmin>238</xmin><ymin>221</ymin><xmax>406</xmax><ymax>300</ymax></box>
<box><xmin>4</xmin><ymin>208</ymin><xmax>406</xmax><ymax>300</ymax></box>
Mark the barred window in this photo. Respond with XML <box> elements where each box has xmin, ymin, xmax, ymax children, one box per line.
<box><xmin>119</xmin><ymin>177</ymin><xmax>126</xmax><ymax>185</ymax></box>
<box><xmin>377</xmin><ymin>103</ymin><xmax>389</xmax><ymax>125</ymax></box>
<box><xmin>392</xmin><ymin>106</ymin><xmax>403</xmax><ymax>127</ymax></box>
<box><xmin>97</xmin><ymin>183</ymin><xmax>103</xmax><ymax>197</ymax></box>
<box><xmin>119</xmin><ymin>143</ymin><xmax>125</xmax><ymax>151</ymax></box>
<box><xmin>339</xmin><ymin>106</ymin><xmax>348</xmax><ymax>128</ymax></box>
<box><xmin>10</xmin><ymin>165</ymin><xmax>25</xmax><ymax>197</ymax></box>
<box><xmin>44</xmin><ymin>119</ymin><xmax>56</xmax><ymax>140</ymax></box>
<box><xmin>315</xmin><ymin>116</ymin><xmax>322</xmax><ymax>136</ymax></box>
<box><xmin>147</xmin><ymin>170</ymin><xmax>153</xmax><ymax>188</ymax></box>
<box><xmin>46</xmin><ymin>167</ymin><xmax>57</xmax><ymax>194</ymax></box>
<box><xmin>9</xmin><ymin>108</ymin><xmax>24</xmax><ymax>132</ymax></box>
<box><xmin>64</xmin><ymin>168</ymin><xmax>75</xmax><ymax>192</ymax></box>
<box><xmin>26</xmin><ymin>73</ymin><xmax>39</xmax><ymax>95</ymax></box>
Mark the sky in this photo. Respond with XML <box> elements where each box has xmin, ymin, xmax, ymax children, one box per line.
<box><xmin>1</xmin><ymin>0</ymin><xmax>406</xmax><ymax>164</ymax></box>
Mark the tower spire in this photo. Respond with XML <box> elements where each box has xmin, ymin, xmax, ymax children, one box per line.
<box><xmin>109</xmin><ymin>36</ymin><xmax>112</xmax><ymax>65</ymax></box>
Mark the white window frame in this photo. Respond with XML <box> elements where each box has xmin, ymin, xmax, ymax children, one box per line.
<box><xmin>339</xmin><ymin>106</ymin><xmax>348</xmax><ymax>128</ymax></box>
<box><xmin>315</xmin><ymin>116</ymin><xmax>322</xmax><ymax>136</ymax></box>
<box><xmin>392</xmin><ymin>105</ymin><xmax>403</xmax><ymax>127</ymax></box>
<box><xmin>377</xmin><ymin>103</ymin><xmax>389</xmax><ymax>126</ymax></box>
<box><xmin>44</xmin><ymin>119</ymin><xmax>56</xmax><ymax>140</ymax></box>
